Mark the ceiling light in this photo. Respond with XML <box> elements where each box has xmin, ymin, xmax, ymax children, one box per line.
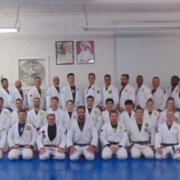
<box><xmin>0</xmin><ymin>27</ymin><xmax>20</xmax><ymax>33</ymax></box>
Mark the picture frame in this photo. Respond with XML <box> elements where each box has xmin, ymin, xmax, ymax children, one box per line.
<box><xmin>18</xmin><ymin>58</ymin><xmax>49</xmax><ymax>89</ymax></box>
<box><xmin>76</xmin><ymin>41</ymin><xmax>95</xmax><ymax>64</ymax></box>
<box><xmin>56</xmin><ymin>41</ymin><xmax>74</xmax><ymax>65</ymax></box>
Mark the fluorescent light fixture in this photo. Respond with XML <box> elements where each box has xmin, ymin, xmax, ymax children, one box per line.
<box><xmin>84</xmin><ymin>22</ymin><xmax>180</xmax><ymax>31</ymax></box>
<box><xmin>0</xmin><ymin>27</ymin><xmax>20</xmax><ymax>33</ymax></box>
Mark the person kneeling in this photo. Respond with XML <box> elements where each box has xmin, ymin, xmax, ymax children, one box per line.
<box><xmin>155</xmin><ymin>110</ymin><xmax>180</xmax><ymax>160</ymax></box>
<box><xmin>7</xmin><ymin>109</ymin><xmax>37</xmax><ymax>160</ymax></box>
<box><xmin>37</xmin><ymin>114</ymin><xmax>66</xmax><ymax>160</ymax></box>
<box><xmin>100</xmin><ymin>110</ymin><xmax>128</xmax><ymax>160</ymax></box>
<box><xmin>67</xmin><ymin>106</ymin><xmax>98</xmax><ymax>161</ymax></box>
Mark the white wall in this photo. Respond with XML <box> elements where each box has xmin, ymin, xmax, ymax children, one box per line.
<box><xmin>116</xmin><ymin>31</ymin><xmax>180</xmax><ymax>90</ymax></box>
<box><xmin>1</xmin><ymin>13</ymin><xmax>180</xmax><ymax>92</ymax></box>
<box><xmin>0</xmin><ymin>15</ymin><xmax>116</xmax><ymax>90</ymax></box>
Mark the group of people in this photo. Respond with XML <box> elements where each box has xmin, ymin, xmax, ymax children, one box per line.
<box><xmin>0</xmin><ymin>72</ymin><xmax>180</xmax><ymax>161</ymax></box>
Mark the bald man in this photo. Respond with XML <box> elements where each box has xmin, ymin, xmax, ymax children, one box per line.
<box><xmin>46</xmin><ymin>76</ymin><xmax>61</xmax><ymax>109</ymax></box>
<box><xmin>9</xmin><ymin>80</ymin><xmax>28</xmax><ymax>111</ymax></box>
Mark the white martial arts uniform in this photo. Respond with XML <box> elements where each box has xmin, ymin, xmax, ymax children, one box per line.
<box><xmin>61</xmin><ymin>85</ymin><xmax>82</xmax><ymax>110</ymax></box>
<box><xmin>7</xmin><ymin>122</ymin><xmax>37</xmax><ymax>160</ymax></box>
<box><xmin>46</xmin><ymin>85</ymin><xmax>61</xmax><ymax>109</ymax></box>
<box><xmin>37</xmin><ymin>124</ymin><xmax>66</xmax><ymax>160</ymax></box>
<box><xmin>168</xmin><ymin>85</ymin><xmax>180</xmax><ymax>110</ymax></box>
<box><xmin>28</xmin><ymin>109</ymin><xmax>47</xmax><ymax>130</ymax></box>
<box><xmin>0</xmin><ymin>88</ymin><xmax>11</xmax><ymax>109</ymax></box>
<box><xmin>101</xmin><ymin>84</ymin><xmax>119</xmax><ymax>109</ymax></box>
<box><xmin>84</xmin><ymin>84</ymin><xmax>102</xmax><ymax>107</ymax></box>
<box><xmin>86</xmin><ymin>107</ymin><xmax>102</xmax><ymax>132</ymax></box>
<box><xmin>119</xmin><ymin>110</ymin><xmax>135</xmax><ymax>128</ymax></box>
<box><xmin>59</xmin><ymin>110</ymin><xmax>77</xmax><ymax>132</ymax></box>
<box><xmin>152</xmin><ymin>87</ymin><xmax>168</xmax><ymax>111</ymax></box>
<box><xmin>127</xmin><ymin>119</ymin><xmax>155</xmax><ymax>159</ymax></box>
<box><xmin>0</xmin><ymin>108</ymin><xmax>11</xmax><ymax>131</ymax></box>
<box><xmin>119</xmin><ymin>84</ymin><xmax>135</xmax><ymax>110</ymax></box>
<box><xmin>100</xmin><ymin>122</ymin><xmax>128</xmax><ymax>159</ymax></box>
<box><xmin>158</xmin><ymin>109</ymin><xmax>179</xmax><ymax>125</ymax></box>
<box><xmin>144</xmin><ymin>109</ymin><xmax>159</xmax><ymax>130</ymax></box>
<box><xmin>155</xmin><ymin>122</ymin><xmax>180</xmax><ymax>159</ymax></box>
<box><xmin>46</xmin><ymin>108</ymin><xmax>63</xmax><ymax>126</ymax></box>
<box><xmin>27</xmin><ymin>87</ymin><xmax>46</xmax><ymax>110</ymax></box>
<box><xmin>8</xmin><ymin>88</ymin><xmax>28</xmax><ymax>111</ymax></box>
<box><xmin>0</xmin><ymin>123</ymin><xmax>6</xmax><ymax>159</ymax></box>
<box><xmin>135</xmin><ymin>84</ymin><xmax>152</xmax><ymax>109</ymax></box>
<box><xmin>67</xmin><ymin>119</ymin><xmax>98</xmax><ymax>161</ymax></box>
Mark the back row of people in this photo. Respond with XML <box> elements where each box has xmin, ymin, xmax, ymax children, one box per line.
<box><xmin>1</xmin><ymin>73</ymin><xmax>180</xmax><ymax>112</ymax></box>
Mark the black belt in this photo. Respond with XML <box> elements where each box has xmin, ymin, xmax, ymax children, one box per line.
<box><xmin>74</xmin><ymin>143</ymin><xmax>90</xmax><ymax>146</ymax></box>
<box><xmin>161</xmin><ymin>143</ymin><xmax>178</xmax><ymax>153</ymax></box>
<box><xmin>108</xmin><ymin>141</ymin><xmax>119</xmax><ymax>145</ymax></box>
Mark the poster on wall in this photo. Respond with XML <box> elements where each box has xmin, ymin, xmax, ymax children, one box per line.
<box><xmin>18</xmin><ymin>58</ymin><xmax>49</xmax><ymax>89</ymax></box>
<box><xmin>76</xmin><ymin>41</ymin><xmax>95</xmax><ymax>64</ymax></box>
<box><xmin>56</xmin><ymin>41</ymin><xmax>74</xmax><ymax>65</ymax></box>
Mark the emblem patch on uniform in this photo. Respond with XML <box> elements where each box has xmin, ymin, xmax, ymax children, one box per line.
<box><xmin>119</xmin><ymin>125</ymin><xmax>122</xmax><ymax>130</ymax></box>
<box><xmin>4</xmin><ymin>111</ymin><xmax>8</xmax><ymax>115</ymax></box>
<box><xmin>176</xmin><ymin>89</ymin><xmax>179</xmax><ymax>93</ymax></box>
<box><xmin>144</xmin><ymin>128</ymin><xmax>148</xmax><ymax>133</ymax></box>
<box><xmin>30</xmin><ymin>95</ymin><xmax>32</xmax><ymax>97</ymax></box>
<box><xmin>175</xmin><ymin>126</ymin><xmax>179</xmax><ymax>130</ymax></box>
<box><xmin>101</xmin><ymin>129</ymin><xmax>103</xmax><ymax>132</ymax></box>
<box><xmin>97</xmin><ymin>91</ymin><xmax>100</xmax><ymax>94</ymax></box>
<box><xmin>108</xmin><ymin>90</ymin><xmax>112</xmax><ymax>94</ymax></box>
<box><xmin>125</xmin><ymin>89</ymin><xmax>128</xmax><ymax>92</ymax></box>
<box><xmin>154</xmin><ymin>112</ymin><xmax>157</xmax><ymax>116</ymax></box>
<box><xmin>94</xmin><ymin>110</ymin><xmax>98</xmax><ymax>115</ymax></box>
<box><xmin>145</xmin><ymin>123</ymin><xmax>149</xmax><ymax>127</ymax></box>
<box><xmin>26</xmin><ymin>126</ymin><xmax>31</xmax><ymax>131</ymax></box>
<box><xmin>71</xmin><ymin>90</ymin><xmax>75</xmax><ymax>93</ymax></box>
<box><xmin>141</xmin><ymin>88</ymin><xmax>144</xmax><ymax>92</ymax></box>
<box><xmin>92</xmin><ymin>87</ymin><xmax>95</xmax><ymax>90</ymax></box>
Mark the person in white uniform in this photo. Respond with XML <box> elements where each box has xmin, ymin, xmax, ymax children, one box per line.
<box><xmin>28</xmin><ymin>97</ymin><xmax>47</xmax><ymax>131</ymax></box>
<box><xmin>102</xmin><ymin>98</ymin><xmax>116</xmax><ymax>124</ymax></box>
<box><xmin>100</xmin><ymin>110</ymin><xmax>128</xmax><ymax>160</ymax></box>
<box><xmin>46</xmin><ymin>76</ymin><xmax>61</xmax><ymax>109</ymax></box>
<box><xmin>46</xmin><ymin>96</ymin><xmax>62</xmax><ymax>126</ymax></box>
<box><xmin>101</xmin><ymin>74</ymin><xmax>119</xmax><ymax>110</ymax></box>
<box><xmin>10</xmin><ymin>99</ymin><xmax>25</xmax><ymax>126</ymax></box>
<box><xmin>143</xmin><ymin>98</ymin><xmax>159</xmax><ymax>131</ymax></box>
<box><xmin>127</xmin><ymin>107</ymin><xmax>155</xmax><ymax>159</ymax></box>
<box><xmin>158</xmin><ymin>97</ymin><xmax>180</xmax><ymax>125</ymax></box>
<box><xmin>135</xmin><ymin>75</ymin><xmax>152</xmax><ymax>109</ymax></box>
<box><xmin>119</xmin><ymin>99</ymin><xmax>135</xmax><ymax>128</ymax></box>
<box><xmin>67</xmin><ymin>106</ymin><xmax>98</xmax><ymax>161</ymax></box>
<box><xmin>0</xmin><ymin>97</ymin><xmax>11</xmax><ymax>131</ymax></box>
<box><xmin>151</xmin><ymin>77</ymin><xmax>168</xmax><ymax>112</ymax></box>
<box><xmin>168</xmin><ymin>76</ymin><xmax>180</xmax><ymax>111</ymax></box>
<box><xmin>61</xmin><ymin>73</ymin><xmax>82</xmax><ymax>110</ymax></box>
<box><xmin>0</xmin><ymin>123</ymin><xmax>6</xmax><ymax>159</ymax></box>
<box><xmin>7</xmin><ymin>109</ymin><xmax>37</xmax><ymax>160</ymax></box>
<box><xmin>8</xmin><ymin>80</ymin><xmax>28</xmax><ymax>111</ymax></box>
<box><xmin>28</xmin><ymin>77</ymin><xmax>46</xmax><ymax>110</ymax></box>
<box><xmin>37</xmin><ymin>114</ymin><xmax>66</xmax><ymax>160</ymax></box>
<box><xmin>84</xmin><ymin>73</ymin><xmax>102</xmax><ymax>108</ymax></box>
<box><xmin>119</xmin><ymin>74</ymin><xmax>135</xmax><ymax>113</ymax></box>
<box><xmin>59</xmin><ymin>100</ymin><xmax>77</xmax><ymax>132</ymax></box>
<box><xmin>86</xmin><ymin>95</ymin><xmax>102</xmax><ymax>132</ymax></box>
<box><xmin>155</xmin><ymin>109</ymin><xmax>180</xmax><ymax>159</ymax></box>
<box><xmin>0</xmin><ymin>78</ymin><xmax>12</xmax><ymax>111</ymax></box>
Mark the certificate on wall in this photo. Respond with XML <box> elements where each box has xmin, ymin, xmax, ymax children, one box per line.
<box><xmin>56</xmin><ymin>41</ymin><xmax>74</xmax><ymax>65</ymax></box>
<box><xmin>76</xmin><ymin>41</ymin><xmax>95</xmax><ymax>64</ymax></box>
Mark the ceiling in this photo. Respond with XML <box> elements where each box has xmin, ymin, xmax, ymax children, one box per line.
<box><xmin>0</xmin><ymin>0</ymin><xmax>180</xmax><ymax>17</ymax></box>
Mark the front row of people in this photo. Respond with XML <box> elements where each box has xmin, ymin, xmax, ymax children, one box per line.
<box><xmin>1</xmin><ymin>106</ymin><xmax>180</xmax><ymax>161</ymax></box>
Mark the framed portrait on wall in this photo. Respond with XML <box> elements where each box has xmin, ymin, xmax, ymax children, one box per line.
<box><xmin>56</xmin><ymin>41</ymin><xmax>74</xmax><ymax>65</ymax></box>
<box><xmin>18</xmin><ymin>58</ymin><xmax>49</xmax><ymax>89</ymax></box>
<box><xmin>76</xmin><ymin>41</ymin><xmax>95</xmax><ymax>64</ymax></box>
